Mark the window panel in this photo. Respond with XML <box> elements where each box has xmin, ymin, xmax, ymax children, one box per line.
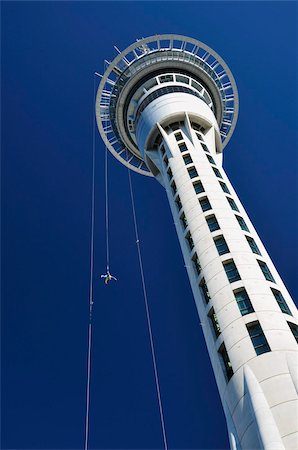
<box><xmin>223</xmin><ymin>260</ymin><xmax>241</xmax><ymax>283</ymax></box>
<box><xmin>180</xmin><ymin>212</ymin><xmax>188</xmax><ymax>230</ymax></box>
<box><xmin>199</xmin><ymin>278</ymin><xmax>210</xmax><ymax>304</ymax></box>
<box><xmin>195</xmin><ymin>132</ymin><xmax>204</xmax><ymax>142</ymax></box>
<box><xmin>175</xmin><ymin>132</ymin><xmax>183</xmax><ymax>142</ymax></box>
<box><xmin>178</xmin><ymin>142</ymin><xmax>188</xmax><ymax>153</ymax></box>
<box><xmin>218</xmin><ymin>343</ymin><xmax>233</xmax><ymax>381</ymax></box>
<box><xmin>169</xmin><ymin>121</ymin><xmax>180</xmax><ymax>131</ymax></box>
<box><xmin>234</xmin><ymin>288</ymin><xmax>254</xmax><ymax>315</ymax></box>
<box><xmin>258</xmin><ymin>260</ymin><xmax>275</xmax><ymax>283</ymax></box>
<box><xmin>235</xmin><ymin>215</ymin><xmax>249</xmax><ymax>232</ymax></box>
<box><xmin>186</xmin><ymin>231</ymin><xmax>194</xmax><ymax>250</ymax></box>
<box><xmin>192</xmin><ymin>253</ymin><xmax>201</xmax><ymax>276</ymax></box>
<box><xmin>214</xmin><ymin>236</ymin><xmax>229</xmax><ymax>255</ymax></box>
<box><xmin>193</xmin><ymin>180</ymin><xmax>205</xmax><ymax>194</ymax></box>
<box><xmin>175</xmin><ymin>196</ymin><xmax>182</xmax><ymax>211</ymax></box>
<box><xmin>247</xmin><ymin>322</ymin><xmax>271</xmax><ymax>355</ymax></box>
<box><xmin>219</xmin><ymin>181</ymin><xmax>230</xmax><ymax>194</ymax></box>
<box><xmin>171</xmin><ymin>181</ymin><xmax>177</xmax><ymax>195</ymax></box>
<box><xmin>183</xmin><ymin>154</ymin><xmax>193</xmax><ymax>165</ymax></box>
<box><xmin>288</xmin><ymin>322</ymin><xmax>298</xmax><ymax>343</ymax></box>
<box><xmin>208</xmin><ymin>308</ymin><xmax>221</xmax><ymax>338</ymax></box>
<box><xmin>160</xmin><ymin>74</ymin><xmax>174</xmax><ymax>83</ymax></box>
<box><xmin>199</xmin><ymin>196</ymin><xmax>211</xmax><ymax>212</ymax></box>
<box><xmin>271</xmin><ymin>289</ymin><xmax>292</xmax><ymax>315</ymax></box>
<box><xmin>167</xmin><ymin>167</ymin><xmax>173</xmax><ymax>180</ymax></box>
<box><xmin>207</xmin><ymin>154</ymin><xmax>216</xmax><ymax>165</ymax></box>
<box><xmin>246</xmin><ymin>236</ymin><xmax>261</xmax><ymax>255</ymax></box>
<box><xmin>206</xmin><ymin>215</ymin><xmax>220</xmax><ymax>232</ymax></box>
<box><xmin>201</xmin><ymin>143</ymin><xmax>209</xmax><ymax>153</ymax></box>
<box><xmin>213</xmin><ymin>167</ymin><xmax>223</xmax><ymax>179</ymax></box>
<box><xmin>188</xmin><ymin>166</ymin><xmax>198</xmax><ymax>179</ymax></box>
<box><xmin>192</xmin><ymin>123</ymin><xmax>201</xmax><ymax>132</ymax></box>
<box><xmin>227</xmin><ymin>197</ymin><xmax>239</xmax><ymax>212</ymax></box>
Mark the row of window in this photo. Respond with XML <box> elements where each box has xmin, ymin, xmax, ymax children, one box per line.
<box><xmin>219</xmin><ymin>319</ymin><xmax>298</xmax><ymax>381</ymax></box>
<box><xmin>199</xmin><ymin>272</ymin><xmax>292</xmax><ymax>316</ymax></box>
<box><xmin>162</xmin><ymin>134</ymin><xmax>297</xmax><ymax>380</ymax></box>
<box><xmin>169</xmin><ymin>156</ymin><xmax>271</xmax><ymax>291</ymax></box>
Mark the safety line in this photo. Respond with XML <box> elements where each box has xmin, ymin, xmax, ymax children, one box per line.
<box><xmin>105</xmin><ymin>141</ymin><xmax>110</xmax><ymax>271</ymax></box>
<box><xmin>84</xmin><ymin>73</ymin><xmax>98</xmax><ymax>450</ymax></box>
<box><xmin>126</xmin><ymin>161</ymin><xmax>169</xmax><ymax>450</ymax></box>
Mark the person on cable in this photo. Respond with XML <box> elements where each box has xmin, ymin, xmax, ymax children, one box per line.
<box><xmin>100</xmin><ymin>270</ymin><xmax>117</xmax><ymax>285</ymax></box>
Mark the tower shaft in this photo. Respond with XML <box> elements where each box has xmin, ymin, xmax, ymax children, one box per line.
<box><xmin>139</xmin><ymin>95</ymin><xmax>297</xmax><ymax>449</ymax></box>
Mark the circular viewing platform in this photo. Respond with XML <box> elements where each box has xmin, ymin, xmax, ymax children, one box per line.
<box><xmin>96</xmin><ymin>34</ymin><xmax>239</xmax><ymax>176</ymax></box>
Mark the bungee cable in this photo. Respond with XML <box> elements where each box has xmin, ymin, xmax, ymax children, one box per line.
<box><xmin>84</xmin><ymin>72</ymin><xmax>99</xmax><ymax>450</ymax></box>
<box><xmin>126</xmin><ymin>154</ymin><xmax>169</xmax><ymax>450</ymax></box>
<box><xmin>84</xmin><ymin>68</ymin><xmax>168</xmax><ymax>450</ymax></box>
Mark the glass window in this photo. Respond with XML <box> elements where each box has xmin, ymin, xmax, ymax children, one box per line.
<box><xmin>199</xmin><ymin>278</ymin><xmax>210</xmax><ymax>304</ymax></box>
<box><xmin>186</xmin><ymin>231</ymin><xmax>194</xmax><ymax>250</ymax></box>
<box><xmin>176</xmin><ymin>74</ymin><xmax>189</xmax><ymax>84</ymax></box>
<box><xmin>223</xmin><ymin>260</ymin><xmax>241</xmax><ymax>283</ymax></box>
<box><xmin>160</xmin><ymin>145</ymin><xmax>165</xmax><ymax>156</ymax></box>
<box><xmin>208</xmin><ymin>308</ymin><xmax>221</xmax><ymax>338</ymax></box>
<box><xmin>164</xmin><ymin>155</ymin><xmax>169</xmax><ymax>166</ymax></box>
<box><xmin>175</xmin><ymin>196</ymin><xmax>182</xmax><ymax>211</ymax></box>
<box><xmin>196</xmin><ymin>132</ymin><xmax>204</xmax><ymax>142</ymax></box>
<box><xmin>235</xmin><ymin>215</ymin><xmax>249</xmax><ymax>232</ymax></box>
<box><xmin>183</xmin><ymin>154</ymin><xmax>193</xmax><ymax>165</ymax></box>
<box><xmin>178</xmin><ymin>142</ymin><xmax>188</xmax><ymax>153</ymax></box>
<box><xmin>207</xmin><ymin>154</ymin><xmax>216</xmax><ymax>165</ymax></box>
<box><xmin>246</xmin><ymin>236</ymin><xmax>261</xmax><ymax>255</ymax></box>
<box><xmin>201</xmin><ymin>143</ymin><xmax>209</xmax><ymax>152</ymax></box>
<box><xmin>247</xmin><ymin>321</ymin><xmax>271</xmax><ymax>355</ymax></box>
<box><xmin>192</xmin><ymin>252</ymin><xmax>201</xmax><ymax>276</ymax></box>
<box><xmin>160</xmin><ymin>74</ymin><xmax>174</xmax><ymax>83</ymax></box>
<box><xmin>169</xmin><ymin>122</ymin><xmax>180</xmax><ymax>131</ymax></box>
<box><xmin>234</xmin><ymin>288</ymin><xmax>254</xmax><ymax>315</ymax></box>
<box><xmin>227</xmin><ymin>197</ymin><xmax>239</xmax><ymax>212</ymax></box>
<box><xmin>199</xmin><ymin>196</ymin><xmax>211</xmax><ymax>212</ymax></box>
<box><xmin>206</xmin><ymin>215</ymin><xmax>220</xmax><ymax>232</ymax></box>
<box><xmin>171</xmin><ymin>181</ymin><xmax>177</xmax><ymax>195</ymax></box>
<box><xmin>258</xmin><ymin>260</ymin><xmax>275</xmax><ymax>283</ymax></box>
<box><xmin>193</xmin><ymin>180</ymin><xmax>205</xmax><ymax>194</ymax></box>
<box><xmin>180</xmin><ymin>212</ymin><xmax>188</xmax><ymax>230</ymax></box>
<box><xmin>188</xmin><ymin>166</ymin><xmax>198</xmax><ymax>179</ymax></box>
<box><xmin>218</xmin><ymin>343</ymin><xmax>233</xmax><ymax>381</ymax></box>
<box><xmin>192</xmin><ymin>123</ymin><xmax>201</xmax><ymax>132</ymax></box>
<box><xmin>175</xmin><ymin>132</ymin><xmax>183</xmax><ymax>142</ymax></box>
<box><xmin>288</xmin><ymin>322</ymin><xmax>298</xmax><ymax>343</ymax></box>
<box><xmin>219</xmin><ymin>181</ymin><xmax>230</xmax><ymax>194</ymax></box>
<box><xmin>271</xmin><ymin>288</ymin><xmax>292</xmax><ymax>315</ymax></box>
<box><xmin>214</xmin><ymin>236</ymin><xmax>229</xmax><ymax>255</ymax></box>
<box><xmin>167</xmin><ymin>167</ymin><xmax>173</xmax><ymax>180</ymax></box>
<box><xmin>213</xmin><ymin>167</ymin><xmax>223</xmax><ymax>179</ymax></box>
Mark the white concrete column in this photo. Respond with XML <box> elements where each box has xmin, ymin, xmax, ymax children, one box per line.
<box><xmin>134</xmin><ymin>92</ymin><xmax>297</xmax><ymax>449</ymax></box>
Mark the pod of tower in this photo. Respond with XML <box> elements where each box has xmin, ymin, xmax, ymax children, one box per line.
<box><xmin>96</xmin><ymin>35</ymin><xmax>298</xmax><ymax>450</ymax></box>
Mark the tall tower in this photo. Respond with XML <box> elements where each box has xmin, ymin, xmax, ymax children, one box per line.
<box><xmin>96</xmin><ymin>35</ymin><xmax>298</xmax><ymax>449</ymax></box>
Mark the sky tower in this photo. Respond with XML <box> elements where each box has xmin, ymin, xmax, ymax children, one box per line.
<box><xmin>96</xmin><ymin>35</ymin><xmax>298</xmax><ymax>449</ymax></box>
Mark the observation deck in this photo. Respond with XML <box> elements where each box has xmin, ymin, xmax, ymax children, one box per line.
<box><xmin>96</xmin><ymin>34</ymin><xmax>239</xmax><ymax>176</ymax></box>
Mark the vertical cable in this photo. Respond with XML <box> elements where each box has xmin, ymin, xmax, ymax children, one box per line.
<box><xmin>105</xmin><ymin>143</ymin><xmax>110</xmax><ymax>271</ymax></box>
<box><xmin>84</xmin><ymin>73</ymin><xmax>97</xmax><ymax>450</ymax></box>
<box><xmin>126</xmin><ymin>159</ymin><xmax>169</xmax><ymax>450</ymax></box>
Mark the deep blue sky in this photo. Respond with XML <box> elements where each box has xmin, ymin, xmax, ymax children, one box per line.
<box><xmin>2</xmin><ymin>2</ymin><xmax>297</xmax><ymax>449</ymax></box>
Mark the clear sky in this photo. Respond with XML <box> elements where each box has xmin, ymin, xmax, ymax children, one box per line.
<box><xmin>2</xmin><ymin>1</ymin><xmax>297</xmax><ymax>449</ymax></box>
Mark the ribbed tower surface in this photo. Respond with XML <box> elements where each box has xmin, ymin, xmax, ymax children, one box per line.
<box><xmin>96</xmin><ymin>35</ymin><xmax>298</xmax><ymax>450</ymax></box>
